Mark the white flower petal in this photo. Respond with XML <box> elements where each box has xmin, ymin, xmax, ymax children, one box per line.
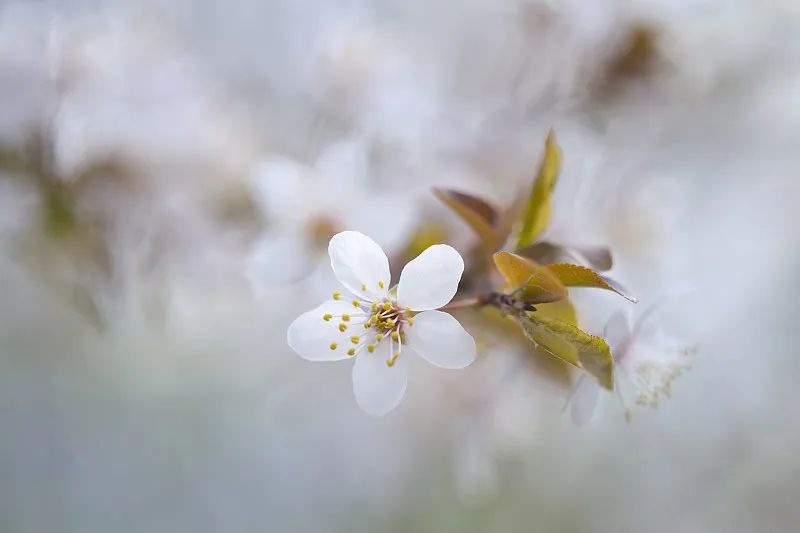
<box><xmin>569</xmin><ymin>376</ymin><xmax>601</xmax><ymax>426</ymax></box>
<box><xmin>249</xmin><ymin>228</ymin><xmax>314</xmax><ymax>285</ymax></box>
<box><xmin>397</xmin><ymin>245</ymin><xmax>464</xmax><ymax>311</ymax></box>
<box><xmin>405</xmin><ymin>310</ymin><xmax>475</xmax><ymax>369</ymax></box>
<box><xmin>248</xmin><ymin>156</ymin><xmax>307</xmax><ymax>222</ymax></box>
<box><xmin>352</xmin><ymin>345</ymin><xmax>408</xmax><ymax>416</ymax></box>
<box><xmin>314</xmin><ymin>138</ymin><xmax>368</xmax><ymax>192</ymax></box>
<box><xmin>604</xmin><ymin>310</ymin><xmax>632</xmax><ymax>357</ymax></box>
<box><xmin>328</xmin><ymin>231</ymin><xmax>390</xmax><ymax>298</ymax></box>
<box><xmin>287</xmin><ymin>300</ymin><xmax>360</xmax><ymax>362</ymax></box>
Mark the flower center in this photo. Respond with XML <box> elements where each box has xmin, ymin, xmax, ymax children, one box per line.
<box><xmin>325</xmin><ymin>285</ymin><xmax>414</xmax><ymax>367</ymax></box>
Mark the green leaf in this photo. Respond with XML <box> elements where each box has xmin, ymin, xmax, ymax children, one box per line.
<box><xmin>433</xmin><ymin>188</ymin><xmax>499</xmax><ymax>249</ymax></box>
<box><xmin>515</xmin><ymin>129</ymin><xmax>561</xmax><ymax>249</ymax></box>
<box><xmin>529</xmin><ymin>298</ymin><xmax>578</xmax><ymax>326</ymax></box>
<box><xmin>0</xmin><ymin>145</ymin><xmax>27</xmax><ymax>174</ymax></box>
<box><xmin>493</xmin><ymin>251</ymin><xmax>567</xmax><ymax>304</ymax></box>
<box><xmin>517</xmin><ymin>313</ymin><xmax>614</xmax><ymax>390</ymax></box>
<box><xmin>516</xmin><ymin>241</ymin><xmax>613</xmax><ymax>271</ymax></box>
<box><xmin>42</xmin><ymin>183</ymin><xmax>76</xmax><ymax>238</ymax></box>
<box><xmin>547</xmin><ymin>263</ymin><xmax>637</xmax><ymax>302</ymax></box>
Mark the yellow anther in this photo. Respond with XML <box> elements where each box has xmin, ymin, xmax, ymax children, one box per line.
<box><xmin>329</xmin><ymin>343</ymin><xmax>338</xmax><ymax>350</ymax></box>
<box><xmin>407</xmin><ymin>318</ymin><xmax>414</xmax><ymax>326</ymax></box>
<box><xmin>363</xmin><ymin>322</ymin><xmax>371</xmax><ymax>329</ymax></box>
<box><xmin>386</xmin><ymin>352</ymin><xmax>400</xmax><ymax>367</ymax></box>
<box><xmin>338</xmin><ymin>323</ymin><xmax>347</xmax><ymax>332</ymax></box>
<box><xmin>390</xmin><ymin>331</ymin><xmax>399</xmax><ymax>341</ymax></box>
<box><xmin>385</xmin><ymin>319</ymin><xmax>395</xmax><ymax>327</ymax></box>
<box><xmin>382</xmin><ymin>302</ymin><xmax>391</xmax><ymax>311</ymax></box>
<box><xmin>322</xmin><ymin>314</ymin><xmax>332</xmax><ymax>321</ymax></box>
<box><xmin>367</xmin><ymin>344</ymin><xmax>376</xmax><ymax>353</ymax></box>
<box><xmin>404</xmin><ymin>306</ymin><xmax>411</xmax><ymax>313</ymax></box>
<box><xmin>361</xmin><ymin>283</ymin><xmax>367</xmax><ymax>291</ymax></box>
<box><xmin>342</xmin><ymin>314</ymin><xmax>350</xmax><ymax>322</ymax></box>
<box><xmin>371</xmin><ymin>303</ymin><xmax>378</xmax><ymax>312</ymax></box>
<box><xmin>378</xmin><ymin>280</ymin><xmax>385</xmax><ymax>289</ymax></box>
<box><xmin>375</xmin><ymin>333</ymin><xmax>384</xmax><ymax>341</ymax></box>
<box><xmin>347</xmin><ymin>348</ymin><xmax>356</xmax><ymax>356</ymax></box>
<box><xmin>333</xmin><ymin>291</ymin><xmax>341</xmax><ymax>300</ymax></box>
<box><xmin>352</xmin><ymin>300</ymin><xmax>360</xmax><ymax>308</ymax></box>
<box><xmin>350</xmin><ymin>336</ymin><xmax>360</xmax><ymax>344</ymax></box>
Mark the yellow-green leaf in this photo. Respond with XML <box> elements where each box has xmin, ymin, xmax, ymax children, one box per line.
<box><xmin>547</xmin><ymin>263</ymin><xmax>637</xmax><ymax>302</ymax></box>
<box><xmin>493</xmin><ymin>251</ymin><xmax>567</xmax><ymax>304</ymax></box>
<box><xmin>515</xmin><ymin>129</ymin><xmax>561</xmax><ymax>248</ymax></box>
<box><xmin>516</xmin><ymin>241</ymin><xmax>613</xmax><ymax>271</ymax></box>
<box><xmin>0</xmin><ymin>144</ymin><xmax>27</xmax><ymax>174</ymax></box>
<box><xmin>433</xmin><ymin>188</ymin><xmax>499</xmax><ymax>249</ymax></box>
<box><xmin>518</xmin><ymin>313</ymin><xmax>614</xmax><ymax>389</ymax></box>
<box><xmin>529</xmin><ymin>298</ymin><xmax>578</xmax><ymax>326</ymax></box>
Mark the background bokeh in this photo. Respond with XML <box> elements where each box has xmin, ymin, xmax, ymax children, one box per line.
<box><xmin>1</xmin><ymin>0</ymin><xmax>798</xmax><ymax>532</ymax></box>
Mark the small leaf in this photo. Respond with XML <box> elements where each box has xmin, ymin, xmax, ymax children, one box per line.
<box><xmin>547</xmin><ymin>263</ymin><xmax>637</xmax><ymax>302</ymax></box>
<box><xmin>493</xmin><ymin>251</ymin><xmax>567</xmax><ymax>304</ymax></box>
<box><xmin>519</xmin><ymin>313</ymin><xmax>614</xmax><ymax>390</ymax></box>
<box><xmin>529</xmin><ymin>298</ymin><xmax>578</xmax><ymax>326</ymax></box>
<box><xmin>42</xmin><ymin>183</ymin><xmax>76</xmax><ymax>238</ymax></box>
<box><xmin>517</xmin><ymin>241</ymin><xmax>613</xmax><ymax>271</ymax></box>
<box><xmin>0</xmin><ymin>144</ymin><xmax>27</xmax><ymax>174</ymax></box>
<box><xmin>568</xmin><ymin>245</ymin><xmax>613</xmax><ymax>272</ymax></box>
<box><xmin>515</xmin><ymin>129</ymin><xmax>561</xmax><ymax>249</ymax></box>
<box><xmin>433</xmin><ymin>188</ymin><xmax>499</xmax><ymax>249</ymax></box>
<box><xmin>516</xmin><ymin>314</ymin><xmax>579</xmax><ymax>366</ymax></box>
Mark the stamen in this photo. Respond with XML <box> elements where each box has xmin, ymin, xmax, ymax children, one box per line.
<box><xmin>378</xmin><ymin>280</ymin><xmax>385</xmax><ymax>289</ymax></box>
<box><xmin>382</xmin><ymin>302</ymin><xmax>391</xmax><ymax>311</ymax></box>
<box><xmin>322</xmin><ymin>313</ymin><xmax>332</xmax><ymax>321</ymax></box>
<box><xmin>375</xmin><ymin>333</ymin><xmax>384</xmax><ymax>341</ymax></box>
<box><xmin>407</xmin><ymin>318</ymin><xmax>414</xmax><ymax>326</ymax></box>
<box><xmin>333</xmin><ymin>291</ymin><xmax>341</xmax><ymax>300</ymax></box>
<box><xmin>341</xmin><ymin>314</ymin><xmax>350</xmax><ymax>322</ymax></box>
<box><xmin>387</xmin><ymin>351</ymin><xmax>400</xmax><ymax>367</ymax></box>
<box><xmin>338</xmin><ymin>324</ymin><xmax>347</xmax><ymax>332</ymax></box>
<box><xmin>361</xmin><ymin>283</ymin><xmax>367</xmax><ymax>292</ymax></box>
<box><xmin>350</xmin><ymin>336</ymin><xmax>360</xmax><ymax>344</ymax></box>
<box><xmin>352</xmin><ymin>300</ymin><xmax>360</xmax><ymax>308</ymax></box>
<box><xmin>329</xmin><ymin>343</ymin><xmax>338</xmax><ymax>350</ymax></box>
<box><xmin>371</xmin><ymin>303</ymin><xmax>378</xmax><ymax>312</ymax></box>
<box><xmin>367</xmin><ymin>344</ymin><xmax>375</xmax><ymax>353</ymax></box>
<box><xmin>390</xmin><ymin>331</ymin><xmax>399</xmax><ymax>341</ymax></box>
<box><xmin>347</xmin><ymin>348</ymin><xmax>356</xmax><ymax>356</ymax></box>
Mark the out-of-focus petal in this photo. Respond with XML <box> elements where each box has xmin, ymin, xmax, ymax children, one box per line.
<box><xmin>405</xmin><ymin>310</ymin><xmax>475</xmax><ymax>369</ymax></box>
<box><xmin>397</xmin><ymin>245</ymin><xmax>463</xmax><ymax>311</ymax></box>
<box><xmin>287</xmin><ymin>300</ymin><xmax>359</xmax><ymax>362</ymax></box>
<box><xmin>569</xmin><ymin>375</ymin><xmax>601</xmax><ymax>426</ymax></box>
<box><xmin>328</xmin><ymin>231</ymin><xmax>390</xmax><ymax>298</ymax></box>
<box><xmin>248</xmin><ymin>156</ymin><xmax>307</xmax><ymax>221</ymax></box>
<box><xmin>249</xmin><ymin>229</ymin><xmax>314</xmax><ymax>286</ymax></box>
<box><xmin>352</xmin><ymin>344</ymin><xmax>408</xmax><ymax>416</ymax></box>
<box><xmin>314</xmin><ymin>137</ymin><xmax>368</xmax><ymax>193</ymax></box>
<box><xmin>604</xmin><ymin>310</ymin><xmax>632</xmax><ymax>358</ymax></box>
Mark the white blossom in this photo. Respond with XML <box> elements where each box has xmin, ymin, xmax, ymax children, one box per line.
<box><xmin>569</xmin><ymin>306</ymin><xmax>692</xmax><ymax>425</ymax></box>
<box><xmin>248</xmin><ymin>138</ymin><xmax>416</xmax><ymax>285</ymax></box>
<box><xmin>287</xmin><ymin>231</ymin><xmax>476</xmax><ymax>415</ymax></box>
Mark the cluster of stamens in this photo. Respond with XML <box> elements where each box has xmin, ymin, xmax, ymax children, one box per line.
<box><xmin>323</xmin><ymin>281</ymin><xmax>413</xmax><ymax>367</ymax></box>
